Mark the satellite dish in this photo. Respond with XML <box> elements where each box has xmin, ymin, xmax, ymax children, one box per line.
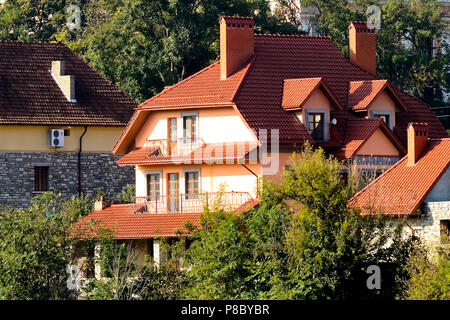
<box><xmin>331</xmin><ymin>118</ymin><xmax>338</xmax><ymax>125</ymax></box>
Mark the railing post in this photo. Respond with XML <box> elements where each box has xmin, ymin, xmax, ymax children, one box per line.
<box><xmin>155</xmin><ymin>195</ymin><xmax>158</xmax><ymax>214</ymax></box>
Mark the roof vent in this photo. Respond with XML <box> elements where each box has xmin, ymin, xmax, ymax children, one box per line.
<box><xmin>50</xmin><ymin>60</ymin><xmax>76</xmax><ymax>102</ymax></box>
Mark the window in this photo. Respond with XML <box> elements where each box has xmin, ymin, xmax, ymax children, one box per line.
<box><xmin>441</xmin><ymin>220</ymin><xmax>450</xmax><ymax>243</ymax></box>
<box><xmin>34</xmin><ymin>166</ymin><xmax>49</xmax><ymax>192</ymax></box>
<box><xmin>185</xmin><ymin>171</ymin><xmax>199</xmax><ymax>200</ymax></box>
<box><xmin>182</xmin><ymin>114</ymin><xmax>198</xmax><ymax>142</ymax></box>
<box><xmin>371</xmin><ymin>111</ymin><xmax>393</xmax><ymax>129</ymax></box>
<box><xmin>307</xmin><ymin>112</ymin><xmax>325</xmax><ymax>141</ymax></box>
<box><xmin>146</xmin><ymin>173</ymin><xmax>161</xmax><ymax>200</ymax></box>
<box><xmin>168</xmin><ymin>118</ymin><xmax>177</xmax><ymax>142</ymax></box>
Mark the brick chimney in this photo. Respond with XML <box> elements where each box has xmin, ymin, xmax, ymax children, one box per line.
<box><xmin>51</xmin><ymin>60</ymin><xmax>76</xmax><ymax>102</ymax></box>
<box><xmin>349</xmin><ymin>21</ymin><xmax>376</xmax><ymax>75</ymax></box>
<box><xmin>407</xmin><ymin>123</ymin><xmax>429</xmax><ymax>166</ymax></box>
<box><xmin>220</xmin><ymin>16</ymin><xmax>254</xmax><ymax>80</ymax></box>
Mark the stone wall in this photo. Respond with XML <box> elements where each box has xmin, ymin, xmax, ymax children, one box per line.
<box><xmin>0</xmin><ymin>151</ymin><xmax>134</xmax><ymax>208</ymax></box>
<box><xmin>407</xmin><ymin>201</ymin><xmax>450</xmax><ymax>256</ymax></box>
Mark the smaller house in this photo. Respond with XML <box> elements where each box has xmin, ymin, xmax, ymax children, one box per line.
<box><xmin>0</xmin><ymin>42</ymin><xmax>136</xmax><ymax>207</ymax></box>
<box><xmin>350</xmin><ymin>123</ymin><xmax>450</xmax><ymax>252</ymax></box>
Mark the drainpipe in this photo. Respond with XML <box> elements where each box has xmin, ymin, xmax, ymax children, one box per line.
<box><xmin>241</xmin><ymin>164</ymin><xmax>260</xmax><ymax>197</ymax></box>
<box><xmin>78</xmin><ymin>126</ymin><xmax>88</xmax><ymax>197</ymax></box>
<box><xmin>404</xmin><ymin>220</ymin><xmax>415</xmax><ymax>238</ymax></box>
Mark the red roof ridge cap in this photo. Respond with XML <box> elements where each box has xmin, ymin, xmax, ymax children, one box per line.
<box><xmin>254</xmin><ymin>33</ymin><xmax>331</xmax><ymax>39</ymax></box>
<box><xmin>231</xmin><ymin>56</ymin><xmax>255</xmax><ymax>102</ymax></box>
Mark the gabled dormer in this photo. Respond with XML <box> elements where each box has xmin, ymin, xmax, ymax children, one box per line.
<box><xmin>348</xmin><ymin>80</ymin><xmax>406</xmax><ymax>130</ymax></box>
<box><xmin>282</xmin><ymin>77</ymin><xmax>343</xmax><ymax>142</ymax></box>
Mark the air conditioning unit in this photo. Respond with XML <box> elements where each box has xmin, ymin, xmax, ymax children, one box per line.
<box><xmin>49</xmin><ymin>129</ymin><xmax>64</xmax><ymax>147</ymax></box>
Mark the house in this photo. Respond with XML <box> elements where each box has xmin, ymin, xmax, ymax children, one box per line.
<box><xmin>350</xmin><ymin>123</ymin><xmax>450</xmax><ymax>254</ymax></box>
<box><xmin>75</xmin><ymin>16</ymin><xmax>448</xmax><ymax>267</ymax></box>
<box><xmin>0</xmin><ymin>41</ymin><xmax>136</xmax><ymax>207</ymax></box>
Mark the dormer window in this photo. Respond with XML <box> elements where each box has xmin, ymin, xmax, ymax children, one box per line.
<box><xmin>371</xmin><ymin>111</ymin><xmax>393</xmax><ymax>129</ymax></box>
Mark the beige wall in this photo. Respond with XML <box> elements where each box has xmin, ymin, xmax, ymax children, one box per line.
<box><xmin>135</xmin><ymin>163</ymin><xmax>261</xmax><ymax>198</ymax></box>
<box><xmin>135</xmin><ymin>107</ymin><xmax>256</xmax><ymax>148</ymax></box>
<box><xmin>0</xmin><ymin>125</ymin><xmax>124</xmax><ymax>152</ymax></box>
<box><xmin>367</xmin><ymin>91</ymin><xmax>399</xmax><ymax>128</ymax></box>
<box><xmin>295</xmin><ymin>88</ymin><xmax>332</xmax><ymax>141</ymax></box>
<box><xmin>356</xmin><ymin>128</ymin><xmax>400</xmax><ymax>157</ymax></box>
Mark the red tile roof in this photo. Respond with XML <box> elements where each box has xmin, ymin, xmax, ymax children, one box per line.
<box><xmin>117</xmin><ymin>141</ymin><xmax>257</xmax><ymax>166</ymax></box>
<box><xmin>349</xmin><ymin>138</ymin><xmax>450</xmax><ymax>215</ymax></box>
<box><xmin>349</xmin><ymin>21</ymin><xmax>376</xmax><ymax>33</ymax></box>
<box><xmin>74</xmin><ymin>204</ymin><xmax>204</xmax><ymax>239</ymax></box>
<box><xmin>73</xmin><ymin>197</ymin><xmax>260</xmax><ymax>239</ymax></box>
<box><xmin>281</xmin><ymin>77</ymin><xmax>343</xmax><ymax>111</ymax></box>
<box><xmin>348</xmin><ymin>80</ymin><xmax>406</xmax><ymax>111</ymax></box>
<box><xmin>115</xmin><ymin>32</ymin><xmax>447</xmax><ymax>153</ymax></box>
<box><xmin>0</xmin><ymin>41</ymin><xmax>136</xmax><ymax>126</ymax></box>
<box><xmin>332</xmin><ymin>117</ymin><xmax>406</xmax><ymax>159</ymax></box>
<box><xmin>220</xmin><ymin>16</ymin><xmax>254</xmax><ymax>26</ymax></box>
<box><xmin>139</xmin><ymin>60</ymin><xmax>251</xmax><ymax>109</ymax></box>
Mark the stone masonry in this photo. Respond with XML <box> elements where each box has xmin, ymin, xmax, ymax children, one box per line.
<box><xmin>407</xmin><ymin>201</ymin><xmax>450</xmax><ymax>257</ymax></box>
<box><xmin>0</xmin><ymin>152</ymin><xmax>134</xmax><ymax>208</ymax></box>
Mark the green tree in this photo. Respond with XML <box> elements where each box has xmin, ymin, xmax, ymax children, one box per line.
<box><xmin>405</xmin><ymin>243</ymin><xmax>450</xmax><ymax>300</ymax></box>
<box><xmin>0</xmin><ymin>0</ymin><xmax>67</xmax><ymax>42</ymax></box>
<box><xmin>116</xmin><ymin>184</ymin><xmax>136</xmax><ymax>203</ymax></box>
<box><xmin>184</xmin><ymin>144</ymin><xmax>413</xmax><ymax>300</ymax></box>
<box><xmin>0</xmin><ymin>192</ymin><xmax>96</xmax><ymax>299</ymax></box>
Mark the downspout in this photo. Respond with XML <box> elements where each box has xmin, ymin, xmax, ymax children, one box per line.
<box><xmin>404</xmin><ymin>219</ymin><xmax>415</xmax><ymax>238</ymax></box>
<box><xmin>78</xmin><ymin>126</ymin><xmax>88</xmax><ymax>197</ymax></box>
<box><xmin>241</xmin><ymin>164</ymin><xmax>260</xmax><ymax>197</ymax></box>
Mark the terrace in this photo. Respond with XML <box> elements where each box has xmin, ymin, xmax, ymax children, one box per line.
<box><xmin>135</xmin><ymin>191</ymin><xmax>253</xmax><ymax>214</ymax></box>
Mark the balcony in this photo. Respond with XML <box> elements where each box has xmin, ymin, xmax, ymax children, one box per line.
<box><xmin>144</xmin><ymin>138</ymin><xmax>205</xmax><ymax>157</ymax></box>
<box><xmin>135</xmin><ymin>191</ymin><xmax>253</xmax><ymax>214</ymax></box>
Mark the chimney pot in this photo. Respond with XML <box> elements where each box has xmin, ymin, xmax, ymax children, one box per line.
<box><xmin>407</xmin><ymin>122</ymin><xmax>429</xmax><ymax>166</ymax></box>
<box><xmin>220</xmin><ymin>16</ymin><xmax>254</xmax><ymax>80</ymax></box>
<box><xmin>349</xmin><ymin>21</ymin><xmax>377</xmax><ymax>75</ymax></box>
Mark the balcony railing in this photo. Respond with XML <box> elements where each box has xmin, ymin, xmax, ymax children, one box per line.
<box><xmin>135</xmin><ymin>191</ymin><xmax>253</xmax><ymax>214</ymax></box>
<box><xmin>144</xmin><ymin>138</ymin><xmax>205</xmax><ymax>157</ymax></box>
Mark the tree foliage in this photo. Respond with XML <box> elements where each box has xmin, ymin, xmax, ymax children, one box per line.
<box><xmin>0</xmin><ymin>192</ymin><xmax>94</xmax><ymax>299</ymax></box>
<box><xmin>184</xmin><ymin>145</ymin><xmax>414</xmax><ymax>299</ymax></box>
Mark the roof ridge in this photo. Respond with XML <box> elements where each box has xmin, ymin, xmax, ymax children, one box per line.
<box><xmin>254</xmin><ymin>33</ymin><xmax>331</xmax><ymax>39</ymax></box>
<box><xmin>231</xmin><ymin>56</ymin><xmax>255</xmax><ymax>102</ymax></box>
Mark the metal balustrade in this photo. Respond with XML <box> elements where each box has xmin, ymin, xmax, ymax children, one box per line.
<box><xmin>134</xmin><ymin>191</ymin><xmax>252</xmax><ymax>214</ymax></box>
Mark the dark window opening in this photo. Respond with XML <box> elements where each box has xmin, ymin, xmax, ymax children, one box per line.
<box><xmin>64</xmin><ymin>129</ymin><xmax>70</xmax><ymax>136</ymax></box>
<box><xmin>308</xmin><ymin>112</ymin><xmax>324</xmax><ymax>141</ymax></box>
<box><xmin>373</xmin><ymin>113</ymin><xmax>391</xmax><ymax>127</ymax></box>
<box><xmin>441</xmin><ymin>220</ymin><xmax>450</xmax><ymax>243</ymax></box>
<box><xmin>34</xmin><ymin>166</ymin><xmax>49</xmax><ymax>192</ymax></box>
<box><xmin>146</xmin><ymin>239</ymin><xmax>154</xmax><ymax>258</ymax></box>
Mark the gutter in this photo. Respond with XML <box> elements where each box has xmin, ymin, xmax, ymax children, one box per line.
<box><xmin>78</xmin><ymin>126</ymin><xmax>88</xmax><ymax>197</ymax></box>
